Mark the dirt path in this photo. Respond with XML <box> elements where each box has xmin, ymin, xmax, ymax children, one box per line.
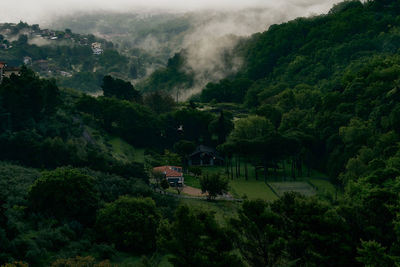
<box><xmin>182</xmin><ymin>186</ymin><xmax>208</xmax><ymax>197</ymax></box>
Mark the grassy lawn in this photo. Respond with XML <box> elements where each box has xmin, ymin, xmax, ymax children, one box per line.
<box><xmin>195</xmin><ymin>162</ymin><xmax>338</xmax><ymax>201</ymax></box>
<box><xmin>86</xmin><ymin>127</ymin><xmax>145</xmax><ymax>163</ymax></box>
<box><xmin>184</xmin><ymin>174</ymin><xmax>201</xmax><ymax>188</ymax></box>
<box><xmin>109</xmin><ymin>137</ymin><xmax>145</xmax><ymax>163</ymax></box>
<box><xmin>230</xmin><ymin>179</ymin><xmax>278</xmax><ymax>201</ymax></box>
<box><xmin>199</xmin><ymin>165</ymin><xmax>278</xmax><ymax>201</ymax></box>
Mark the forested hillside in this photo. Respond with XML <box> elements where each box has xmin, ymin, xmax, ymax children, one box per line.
<box><xmin>2</xmin><ymin>0</ymin><xmax>400</xmax><ymax>266</ymax></box>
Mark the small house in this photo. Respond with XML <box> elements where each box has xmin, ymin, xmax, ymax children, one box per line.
<box><xmin>3</xmin><ymin>67</ymin><xmax>20</xmax><ymax>78</ymax></box>
<box><xmin>23</xmin><ymin>56</ymin><xmax>32</xmax><ymax>65</ymax></box>
<box><xmin>0</xmin><ymin>62</ymin><xmax>19</xmax><ymax>83</ymax></box>
<box><xmin>34</xmin><ymin>60</ymin><xmax>49</xmax><ymax>71</ymax></box>
<box><xmin>188</xmin><ymin>145</ymin><xmax>224</xmax><ymax>166</ymax></box>
<box><xmin>153</xmin><ymin>166</ymin><xmax>184</xmax><ymax>186</ymax></box>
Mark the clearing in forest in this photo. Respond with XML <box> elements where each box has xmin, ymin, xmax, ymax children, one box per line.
<box><xmin>268</xmin><ymin>182</ymin><xmax>316</xmax><ymax>197</ymax></box>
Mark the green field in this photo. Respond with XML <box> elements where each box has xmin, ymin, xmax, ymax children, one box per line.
<box><xmin>109</xmin><ymin>137</ymin><xmax>145</xmax><ymax>163</ymax></box>
<box><xmin>230</xmin><ymin>179</ymin><xmax>278</xmax><ymax>201</ymax></box>
<box><xmin>193</xmin><ymin>163</ymin><xmax>337</xmax><ymax>201</ymax></box>
<box><xmin>198</xmin><ymin>165</ymin><xmax>278</xmax><ymax>201</ymax></box>
<box><xmin>268</xmin><ymin>182</ymin><xmax>316</xmax><ymax>197</ymax></box>
<box><xmin>184</xmin><ymin>174</ymin><xmax>201</xmax><ymax>188</ymax></box>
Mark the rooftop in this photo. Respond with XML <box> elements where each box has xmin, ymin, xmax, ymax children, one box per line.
<box><xmin>153</xmin><ymin>166</ymin><xmax>183</xmax><ymax>178</ymax></box>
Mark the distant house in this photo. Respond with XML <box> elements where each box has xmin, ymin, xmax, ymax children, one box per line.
<box><xmin>0</xmin><ymin>62</ymin><xmax>20</xmax><ymax>83</ymax></box>
<box><xmin>23</xmin><ymin>56</ymin><xmax>32</xmax><ymax>65</ymax></box>
<box><xmin>3</xmin><ymin>67</ymin><xmax>20</xmax><ymax>78</ymax></box>
<box><xmin>60</xmin><ymin>71</ymin><xmax>72</xmax><ymax>77</ymax></box>
<box><xmin>188</xmin><ymin>145</ymin><xmax>224</xmax><ymax>166</ymax></box>
<box><xmin>153</xmin><ymin>166</ymin><xmax>184</xmax><ymax>186</ymax></box>
<box><xmin>33</xmin><ymin>60</ymin><xmax>49</xmax><ymax>71</ymax></box>
<box><xmin>91</xmin><ymin>42</ymin><xmax>103</xmax><ymax>55</ymax></box>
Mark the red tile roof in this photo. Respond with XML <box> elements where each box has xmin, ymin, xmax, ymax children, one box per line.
<box><xmin>153</xmin><ymin>166</ymin><xmax>183</xmax><ymax>178</ymax></box>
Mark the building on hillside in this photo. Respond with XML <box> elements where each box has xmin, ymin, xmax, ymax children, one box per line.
<box><xmin>33</xmin><ymin>60</ymin><xmax>49</xmax><ymax>71</ymax></box>
<box><xmin>3</xmin><ymin>67</ymin><xmax>20</xmax><ymax>78</ymax></box>
<box><xmin>153</xmin><ymin>166</ymin><xmax>184</xmax><ymax>186</ymax></box>
<box><xmin>0</xmin><ymin>62</ymin><xmax>20</xmax><ymax>83</ymax></box>
<box><xmin>188</xmin><ymin>145</ymin><xmax>224</xmax><ymax>166</ymax></box>
<box><xmin>23</xmin><ymin>56</ymin><xmax>32</xmax><ymax>65</ymax></box>
<box><xmin>91</xmin><ymin>42</ymin><xmax>103</xmax><ymax>55</ymax></box>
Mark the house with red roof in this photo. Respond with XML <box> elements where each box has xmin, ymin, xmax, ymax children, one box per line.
<box><xmin>153</xmin><ymin>166</ymin><xmax>184</xmax><ymax>186</ymax></box>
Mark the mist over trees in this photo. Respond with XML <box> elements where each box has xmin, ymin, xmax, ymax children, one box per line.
<box><xmin>1</xmin><ymin>0</ymin><xmax>400</xmax><ymax>266</ymax></box>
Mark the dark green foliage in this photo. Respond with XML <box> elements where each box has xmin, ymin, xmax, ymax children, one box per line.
<box><xmin>58</xmin><ymin>72</ymin><xmax>103</xmax><ymax>93</ymax></box>
<box><xmin>95</xmin><ymin>196</ymin><xmax>161</xmax><ymax>253</ymax></box>
<box><xmin>230</xmin><ymin>200</ymin><xmax>288</xmax><ymax>266</ymax></box>
<box><xmin>356</xmin><ymin>240</ymin><xmax>395</xmax><ymax>266</ymax></box>
<box><xmin>77</xmin><ymin>96</ymin><xmax>160</xmax><ymax>147</ymax></box>
<box><xmin>171</xmin><ymin>108</ymin><xmax>214</xmax><ymax>144</ymax></box>
<box><xmin>160</xmin><ymin>178</ymin><xmax>169</xmax><ymax>190</ymax></box>
<box><xmin>231</xmin><ymin>195</ymin><xmax>354</xmax><ymax>266</ymax></box>
<box><xmin>208</xmin><ymin>110</ymin><xmax>234</xmax><ymax>144</ymax></box>
<box><xmin>271</xmin><ymin>193</ymin><xmax>353</xmax><ymax>266</ymax></box>
<box><xmin>0</xmin><ymin>66</ymin><xmax>60</xmax><ymax>130</ymax></box>
<box><xmin>79</xmin><ymin>168</ymin><xmax>152</xmax><ymax>203</ymax></box>
<box><xmin>28</xmin><ymin>167</ymin><xmax>99</xmax><ymax>225</ymax></box>
<box><xmin>102</xmin><ymin>75</ymin><xmax>141</xmax><ymax>102</ymax></box>
<box><xmin>2</xmin><ymin>1</ymin><xmax>400</xmax><ymax>265</ymax></box>
<box><xmin>158</xmin><ymin>205</ymin><xmax>242</xmax><ymax>267</ymax></box>
<box><xmin>188</xmin><ymin>166</ymin><xmax>202</xmax><ymax>177</ymax></box>
<box><xmin>144</xmin><ymin>91</ymin><xmax>176</xmax><ymax>114</ymax></box>
<box><xmin>199</xmin><ymin>173</ymin><xmax>229</xmax><ymax>200</ymax></box>
<box><xmin>140</xmin><ymin>52</ymin><xmax>194</xmax><ymax>93</ymax></box>
<box><xmin>201</xmin><ymin>78</ymin><xmax>253</xmax><ymax>103</ymax></box>
<box><xmin>173</xmin><ymin>140</ymin><xmax>196</xmax><ymax>166</ymax></box>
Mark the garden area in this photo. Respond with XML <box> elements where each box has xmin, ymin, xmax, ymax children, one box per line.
<box><xmin>183</xmin><ymin>163</ymin><xmax>339</xmax><ymax>201</ymax></box>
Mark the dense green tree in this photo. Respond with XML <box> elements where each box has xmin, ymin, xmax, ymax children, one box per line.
<box><xmin>208</xmin><ymin>110</ymin><xmax>234</xmax><ymax>144</ymax></box>
<box><xmin>0</xmin><ymin>66</ymin><xmax>60</xmax><ymax>129</ymax></box>
<box><xmin>158</xmin><ymin>205</ymin><xmax>242</xmax><ymax>267</ymax></box>
<box><xmin>173</xmin><ymin>140</ymin><xmax>196</xmax><ymax>166</ymax></box>
<box><xmin>143</xmin><ymin>91</ymin><xmax>176</xmax><ymax>114</ymax></box>
<box><xmin>271</xmin><ymin>193</ymin><xmax>353</xmax><ymax>266</ymax></box>
<box><xmin>96</xmin><ymin>196</ymin><xmax>160</xmax><ymax>253</ymax></box>
<box><xmin>101</xmin><ymin>75</ymin><xmax>141</xmax><ymax>102</ymax></box>
<box><xmin>356</xmin><ymin>240</ymin><xmax>395</xmax><ymax>267</ymax></box>
<box><xmin>28</xmin><ymin>167</ymin><xmax>99</xmax><ymax>225</ymax></box>
<box><xmin>199</xmin><ymin>173</ymin><xmax>229</xmax><ymax>200</ymax></box>
<box><xmin>230</xmin><ymin>200</ymin><xmax>288</xmax><ymax>267</ymax></box>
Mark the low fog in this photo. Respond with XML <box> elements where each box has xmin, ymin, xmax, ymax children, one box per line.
<box><xmin>1</xmin><ymin>1</ymin><xmax>342</xmax><ymax>23</ymax></box>
<box><xmin>1</xmin><ymin>0</ymin><xmax>343</xmax><ymax>98</ymax></box>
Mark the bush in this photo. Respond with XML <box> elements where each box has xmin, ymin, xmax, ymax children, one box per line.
<box><xmin>28</xmin><ymin>167</ymin><xmax>99</xmax><ymax>225</ymax></box>
<box><xmin>188</xmin><ymin>166</ymin><xmax>202</xmax><ymax>177</ymax></box>
<box><xmin>95</xmin><ymin>196</ymin><xmax>161</xmax><ymax>253</ymax></box>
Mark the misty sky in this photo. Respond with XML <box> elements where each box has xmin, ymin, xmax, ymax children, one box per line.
<box><xmin>1</xmin><ymin>0</ymin><xmax>343</xmax><ymax>24</ymax></box>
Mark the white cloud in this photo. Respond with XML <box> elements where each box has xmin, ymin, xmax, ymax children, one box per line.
<box><xmin>0</xmin><ymin>0</ymin><xmax>342</xmax><ymax>23</ymax></box>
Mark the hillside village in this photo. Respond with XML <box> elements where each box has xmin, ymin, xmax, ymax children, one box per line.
<box><xmin>0</xmin><ymin>21</ymin><xmax>131</xmax><ymax>92</ymax></box>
